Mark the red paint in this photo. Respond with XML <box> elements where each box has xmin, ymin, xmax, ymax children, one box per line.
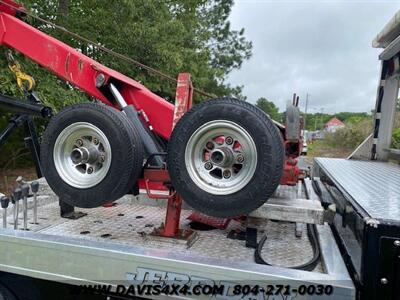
<box><xmin>139</xmin><ymin>74</ymin><xmax>193</xmax><ymax>238</ymax></box>
<box><xmin>280</xmin><ymin>157</ymin><xmax>302</xmax><ymax>186</ymax></box>
<box><xmin>0</xmin><ymin>0</ymin><xmax>23</xmax><ymax>16</ymax></box>
<box><xmin>172</xmin><ymin>73</ymin><xmax>193</xmax><ymax>127</ymax></box>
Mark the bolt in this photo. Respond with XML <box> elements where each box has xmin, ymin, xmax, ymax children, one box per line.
<box><xmin>93</xmin><ymin>138</ymin><xmax>99</xmax><ymax>145</ymax></box>
<box><xmin>204</xmin><ymin>162</ymin><xmax>213</xmax><ymax>170</ymax></box>
<box><xmin>381</xmin><ymin>278</ymin><xmax>388</xmax><ymax>285</ymax></box>
<box><xmin>206</xmin><ymin>142</ymin><xmax>214</xmax><ymax>150</ymax></box>
<box><xmin>99</xmin><ymin>155</ymin><xmax>105</xmax><ymax>163</ymax></box>
<box><xmin>96</xmin><ymin>73</ymin><xmax>106</xmax><ymax>87</ymax></box>
<box><xmin>225</xmin><ymin>136</ymin><xmax>233</xmax><ymax>145</ymax></box>
<box><xmin>394</xmin><ymin>240</ymin><xmax>400</xmax><ymax>247</ymax></box>
<box><xmin>223</xmin><ymin>170</ymin><xmax>231</xmax><ymax>179</ymax></box>
<box><xmin>87</xmin><ymin>167</ymin><xmax>94</xmax><ymax>174</ymax></box>
<box><xmin>76</xmin><ymin>139</ymin><xmax>83</xmax><ymax>146</ymax></box>
<box><xmin>236</xmin><ymin>154</ymin><xmax>244</xmax><ymax>163</ymax></box>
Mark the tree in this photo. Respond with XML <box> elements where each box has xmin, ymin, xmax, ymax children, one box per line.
<box><xmin>1</xmin><ymin>0</ymin><xmax>252</xmax><ymax>107</ymax></box>
<box><xmin>255</xmin><ymin>97</ymin><xmax>281</xmax><ymax>122</ymax></box>
<box><xmin>397</xmin><ymin>97</ymin><xmax>400</xmax><ymax>111</ymax></box>
<box><xmin>0</xmin><ymin>0</ymin><xmax>253</xmax><ymax>168</ymax></box>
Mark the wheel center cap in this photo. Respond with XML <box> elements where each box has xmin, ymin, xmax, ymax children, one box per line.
<box><xmin>71</xmin><ymin>146</ymin><xmax>100</xmax><ymax>165</ymax></box>
<box><xmin>210</xmin><ymin>148</ymin><xmax>234</xmax><ymax>167</ymax></box>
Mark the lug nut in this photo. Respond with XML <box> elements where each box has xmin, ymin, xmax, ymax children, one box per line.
<box><xmin>206</xmin><ymin>142</ymin><xmax>214</xmax><ymax>150</ymax></box>
<box><xmin>99</xmin><ymin>155</ymin><xmax>105</xmax><ymax>163</ymax></box>
<box><xmin>394</xmin><ymin>240</ymin><xmax>400</xmax><ymax>247</ymax></box>
<box><xmin>93</xmin><ymin>138</ymin><xmax>99</xmax><ymax>145</ymax></box>
<box><xmin>87</xmin><ymin>167</ymin><xmax>94</xmax><ymax>174</ymax></box>
<box><xmin>225</xmin><ymin>136</ymin><xmax>233</xmax><ymax>145</ymax></box>
<box><xmin>236</xmin><ymin>154</ymin><xmax>244</xmax><ymax>163</ymax></box>
<box><xmin>76</xmin><ymin>139</ymin><xmax>83</xmax><ymax>146</ymax></box>
<box><xmin>223</xmin><ymin>170</ymin><xmax>231</xmax><ymax>179</ymax></box>
<box><xmin>204</xmin><ymin>162</ymin><xmax>213</xmax><ymax>170</ymax></box>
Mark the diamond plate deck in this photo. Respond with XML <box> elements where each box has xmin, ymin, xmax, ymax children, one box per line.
<box><xmin>3</xmin><ymin>180</ymin><xmax>323</xmax><ymax>272</ymax></box>
<box><xmin>315</xmin><ymin>157</ymin><xmax>400</xmax><ymax>221</ymax></box>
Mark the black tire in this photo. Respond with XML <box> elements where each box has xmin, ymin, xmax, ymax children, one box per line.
<box><xmin>41</xmin><ymin>103</ymin><xmax>144</xmax><ymax>208</ymax></box>
<box><xmin>0</xmin><ymin>285</ymin><xmax>17</xmax><ymax>300</ymax></box>
<box><xmin>167</xmin><ymin>97</ymin><xmax>284</xmax><ymax>217</ymax></box>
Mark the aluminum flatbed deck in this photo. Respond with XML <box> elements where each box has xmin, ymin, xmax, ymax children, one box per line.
<box><xmin>315</xmin><ymin>157</ymin><xmax>400</xmax><ymax>221</ymax></box>
<box><xmin>0</xmin><ymin>179</ymin><xmax>355</xmax><ymax>299</ymax></box>
<box><xmin>314</xmin><ymin>158</ymin><xmax>400</xmax><ymax>300</ymax></box>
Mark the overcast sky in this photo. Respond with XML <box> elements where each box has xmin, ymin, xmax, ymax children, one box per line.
<box><xmin>228</xmin><ymin>0</ymin><xmax>400</xmax><ymax>113</ymax></box>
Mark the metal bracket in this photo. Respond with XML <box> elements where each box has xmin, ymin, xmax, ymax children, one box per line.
<box><xmin>59</xmin><ymin>199</ymin><xmax>87</xmax><ymax>220</ymax></box>
<box><xmin>378</xmin><ymin>237</ymin><xmax>400</xmax><ymax>299</ymax></box>
<box><xmin>249</xmin><ymin>197</ymin><xmax>326</xmax><ymax>225</ymax></box>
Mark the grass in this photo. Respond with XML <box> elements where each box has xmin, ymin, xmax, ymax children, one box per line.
<box><xmin>305</xmin><ymin>140</ymin><xmax>353</xmax><ymax>165</ymax></box>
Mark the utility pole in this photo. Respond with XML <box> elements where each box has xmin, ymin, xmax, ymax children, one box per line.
<box><xmin>320</xmin><ymin>108</ymin><xmax>324</xmax><ymax>130</ymax></box>
<box><xmin>304</xmin><ymin>93</ymin><xmax>309</xmax><ymax>132</ymax></box>
<box><xmin>314</xmin><ymin>114</ymin><xmax>318</xmax><ymax>131</ymax></box>
<box><xmin>314</xmin><ymin>108</ymin><xmax>324</xmax><ymax>130</ymax></box>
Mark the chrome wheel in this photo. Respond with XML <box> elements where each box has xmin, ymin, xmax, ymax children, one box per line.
<box><xmin>53</xmin><ymin>122</ymin><xmax>112</xmax><ymax>189</ymax></box>
<box><xmin>185</xmin><ymin>120</ymin><xmax>257</xmax><ymax>195</ymax></box>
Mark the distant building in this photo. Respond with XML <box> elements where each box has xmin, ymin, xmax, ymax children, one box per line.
<box><xmin>324</xmin><ymin>117</ymin><xmax>345</xmax><ymax>133</ymax></box>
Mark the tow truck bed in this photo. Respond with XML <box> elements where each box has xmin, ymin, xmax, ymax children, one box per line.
<box><xmin>0</xmin><ymin>179</ymin><xmax>354</xmax><ymax>299</ymax></box>
<box><xmin>314</xmin><ymin>158</ymin><xmax>400</xmax><ymax>300</ymax></box>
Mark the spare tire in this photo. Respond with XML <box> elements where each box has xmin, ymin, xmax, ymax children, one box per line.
<box><xmin>40</xmin><ymin>102</ymin><xmax>144</xmax><ymax>208</ymax></box>
<box><xmin>167</xmin><ymin>98</ymin><xmax>284</xmax><ymax>217</ymax></box>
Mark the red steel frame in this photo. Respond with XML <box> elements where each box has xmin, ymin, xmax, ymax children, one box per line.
<box><xmin>142</xmin><ymin>73</ymin><xmax>193</xmax><ymax>238</ymax></box>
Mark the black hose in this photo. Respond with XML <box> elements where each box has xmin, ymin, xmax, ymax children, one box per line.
<box><xmin>254</xmin><ymin>223</ymin><xmax>321</xmax><ymax>271</ymax></box>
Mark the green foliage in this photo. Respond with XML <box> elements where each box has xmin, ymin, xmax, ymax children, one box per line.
<box><xmin>392</xmin><ymin>113</ymin><xmax>400</xmax><ymax>149</ymax></box>
<box><xmin>16</xmin><ymin>0</ymin><xmax>252</xmax><ymax>104</ymax></box>
<box><xmin>321</xmin><ymin>112</ymin><xmax>400</xmax><ymax>151</ymax></box>
<box><xmin>392</xmin><ymin>128</ymin><xmax>400</xmax><ymax>149</ymax></box>
<box><xmin>255</xmin><ymin>97</ymin><xmax>282</xmax><ymax>122</ymax></box>
<box><xmin>324</xmin><ymin>117</ymin><xmax>373</xmax><ymax>149</ymax></box>
<box><xmin>303</xmin><ymin>112</ymin><xmax>370</xmax><ymax>131</ymax></box>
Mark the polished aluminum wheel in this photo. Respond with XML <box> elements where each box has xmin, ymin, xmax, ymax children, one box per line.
<box><xmin>185</xmin><ymin>120</ymin><xmax>257</xmax><ymax>195</ymax></box>
<box><xmin>53</xmin><ymin>122</ymin><xmax>112</xmax><ymax>189</ymax></box>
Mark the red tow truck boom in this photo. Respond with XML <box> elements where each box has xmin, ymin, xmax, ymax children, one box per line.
<box><xmin>0</xmin><ymin>0</ymin><xmax>174</xmax><ymax>139</ymax></box>
<box><xmin>0</xmin><ymin>0</ymin><xmax>302</xmax><ymax>229</ymax></box>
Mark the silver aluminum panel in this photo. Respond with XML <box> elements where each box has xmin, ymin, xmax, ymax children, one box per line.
<box><xmin>0</xmin><ymin>227</ymin><xmax>354</xmax><ymax>300</ymax></box>
<box><xmin>6</xmin><ymin>196</ymin><xmax>323</xmax><ymax>269</ymax></box>
<box><xmin>0</xmin><ymin>180</ymin><xmax>355</xmax><ymax>299</ymax></box>
<box><xmin>315</xmin><ymin>157</ymin><xmax>400</xmax><ymax>221</ymax></box>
